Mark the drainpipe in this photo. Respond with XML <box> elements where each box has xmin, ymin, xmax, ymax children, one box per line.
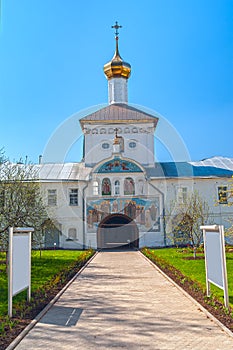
<box><xmin>82</xmin><ymin>181</ymin><xmax>88</xmax><ymax>250</ymax></box>
<box><xmin>146</xmin><ymin>180</ymin><xmax>166</xmax><ymax>247</ymax></box>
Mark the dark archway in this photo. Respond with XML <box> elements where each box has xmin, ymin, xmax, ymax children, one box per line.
<box><xmin>97</xmin><ymin>213</ymin><xmax>139</xmax><ymax>249</ymax></box>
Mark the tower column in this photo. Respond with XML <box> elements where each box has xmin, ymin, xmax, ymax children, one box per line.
<box><xmin>108</xmin><ymin>77</ymin><xmax>128</xmax><ymax>104</ymax></box>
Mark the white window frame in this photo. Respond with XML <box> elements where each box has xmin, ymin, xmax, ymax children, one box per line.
<box><xmin>93</xmin><ymin>180</ymin><xmax>99</xmax><ymax>196</ymax></box>
<box><xmin>176</xmin><ymin>186</ymin><xmax>188</xmax><ymax>204</ymax></box>
<box><xmin>114</xmin><ymin>180</ymin><xmax>120</xmax><ymax>195</ymax></box>
<box><xmin>48</xmin><ymin>189</ymin><xmax>57</xmax><ymax>206</ymax></box>
<box><xmin>69</xmin><ymin>188</ymin><xmax>78</xmax><ymax>206</ymax></box>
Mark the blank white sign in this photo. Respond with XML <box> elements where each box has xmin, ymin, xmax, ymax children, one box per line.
<box><xmin>205</xmin><ymin>231</ymin><xmax>223</xmax><ymax>288</ymax></box>
<box><xmin>12</xmin><ymin>234</ymin><xmax>30</xmax><ymax>295</ymax></box>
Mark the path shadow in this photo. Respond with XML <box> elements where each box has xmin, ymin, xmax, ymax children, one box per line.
<box><xmin>100</xmin><ymin>247</ymin><xmax>138</xmax><ymax>252</ymax></box>
<box><xmin>40</xmin><ymin>306</ymin><xmax>83</xmax><ymax>327</ymax></box>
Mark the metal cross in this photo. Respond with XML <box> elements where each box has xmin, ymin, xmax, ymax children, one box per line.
<box><xmin>114</xmin><ymin>128</ymin><xmax>119</xmax><ymax>137</ymax></box>
<box><xmin>111</xmin><ymin>21</ymin><xmax>122</xmax><ymax>37</ymax></box>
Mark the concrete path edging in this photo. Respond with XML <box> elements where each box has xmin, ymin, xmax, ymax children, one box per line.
<box><xmin>139</xmin><ymin>251</ymin><xmax>233</xmax><ymax>339</ymax></box>
<box><xmin>6</xmin><ymin>251</ymin><xmax>98</xmax><ymax>350</ymax></box>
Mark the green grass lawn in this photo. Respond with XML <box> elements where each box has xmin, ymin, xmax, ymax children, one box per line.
<box><xmin>0</xmin><ymin>250</ymin><xmax>93</xmax><ymax>317</ymax></box>
<box><xmin>143</xmin><ymin>248</ymin><xmax>233</xmax><ymax>308</ymax></box>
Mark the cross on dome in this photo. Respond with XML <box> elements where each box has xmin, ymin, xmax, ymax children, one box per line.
<box><xmin>103</xmin><ymin>22</ymin><xmax>131</xmax><ymax>82</ymax></box>
<box><xmin>111</xmin><ymin>21</ymin><xmax>122</xmax><ymax>37</ymax></box>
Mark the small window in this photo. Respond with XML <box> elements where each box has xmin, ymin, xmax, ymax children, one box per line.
<box><xmin>69</xmin><ymin>189</ymin><xmax>78</xmax><ymax>206</ymax></box>
<box><xmin>102</xmin><ymin>142</ymin><xmax>110</xmax><ymax>149</ymax></box>
<box><xmin>114</xmin><ymin>180</ymin><xmax>120</xmax><ymax>195</ymax></box>
<box><xmin>48</xmin><ymin>189</ymin><xmax>57</xmax><ymax>206</ymax></box>
<box><xmin>68</xmin><ymin>228</ymin><xmax>77</xmax><ymax>240</ymax></box>
<box><xmin>129</xmin><ymin>141</ymin><xmax>136</xmax><ymax>149</ymax></box>
<box><xmin>93</xmin><ymin>181</ymin><xmax>99</xmax><ymax>195</ymax></box>
<box><xmin>177</xmin><ymin>187</ymin><xmax>187</xmax><ymax>204</ymax></box>
<box><xmin>218</xmin><ymin>186</ymin><xmax>228</xmax><ymax>204</ymax></box>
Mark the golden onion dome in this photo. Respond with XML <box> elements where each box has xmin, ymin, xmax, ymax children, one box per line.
<box><xmin>103</xmin><ymin>36</ymin><xmax>131</xmax><ymax>80</ymax></box>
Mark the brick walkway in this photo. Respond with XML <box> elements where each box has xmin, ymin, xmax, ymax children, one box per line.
<box><xmin>9</xmin><ymin>251</ymin><xmax>233</xmax><ymax>349</ymax></box>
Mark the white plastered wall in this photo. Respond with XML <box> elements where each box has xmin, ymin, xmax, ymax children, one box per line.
<box><xmin>83</xmin><ymin>122</ymin><xmax>155</xmax><ymax>166</ymax></box>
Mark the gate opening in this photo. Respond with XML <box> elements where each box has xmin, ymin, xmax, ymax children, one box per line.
<box><xmin>97</xmin><ymin>213</ymin><xmax>139</xmax><ymax>249</ymax></box>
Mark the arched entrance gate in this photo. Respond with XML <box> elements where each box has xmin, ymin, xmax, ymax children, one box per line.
<box><xmin>97</xmin><ymin>213</ymin><xmax>139</xmax><ymax>249</ymax></box>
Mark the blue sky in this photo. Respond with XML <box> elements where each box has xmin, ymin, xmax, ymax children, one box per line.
<box><xmin>0</xmin><ymin>0</ymin><xmax>232</xmax><ymax>163</ymax></box>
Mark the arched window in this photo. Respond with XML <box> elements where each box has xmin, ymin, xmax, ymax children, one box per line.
<box><xmin>93</xmin><ymin>181</ymin><xmax>99</xmax><ymax>195</ymax></box>
<box><xmin>102</xmin><ymin>178</ymin><xmax>111</xmax><ymax>195</ymax></box>
<box><xmin>114</xmin><ymin>180</ymin><xmax>120</xmax><ymax>195</ymax></box>
<box><xmin>124</xmin><ymin>177</ymin><xmax>135</xmax><ymax>195</ymax></box>
<box><xmin>68</xmin><ymin>228</ymin><xmax>77</xmax><ymax>240</ymax></box>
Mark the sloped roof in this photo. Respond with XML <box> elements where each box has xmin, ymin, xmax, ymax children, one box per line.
<box><xmin>3</xmin><ymin>156</ymin><xmax>232</xmax><ymax>181</ymax></box>
<box><xmin>147</xmin><ymin>156</ymin><xmax>233</xmax><ymax>178</ymax></box>
<box><xmin>79</xmin><ymin>103</ymin><xmax>158</xmax><ymax>128</ymax></box>
<box><xmin>38</xmin><ymin>163</ymin><xmax>91</xmax><ymax>181</ymax></box>
<box><xmin>190</xmin><ymin>156</ymin><xmax>233</xmax><ymax>170</ymax></box>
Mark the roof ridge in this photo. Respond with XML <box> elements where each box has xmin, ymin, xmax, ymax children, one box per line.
<box><xmin>79</xmin><ymin>103</ymin><xmax>159</xmax><ymax>125</ymax></box>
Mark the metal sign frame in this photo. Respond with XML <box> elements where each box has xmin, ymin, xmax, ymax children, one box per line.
<box><xmin>8</xmin><ymin>227</ymin><xmax>34</xmax><ymax>317</ymax></box>
<box><xmin>200</xmin><ymin>225</ymin><xmax>229</xmax><ymax>308</ymax></box>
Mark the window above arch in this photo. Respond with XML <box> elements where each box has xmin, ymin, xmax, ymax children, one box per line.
<box><xmin>93</xmin><ymin>181</ymin><xmax>99</xmax><ymax>196</ymax></box>
<box><xmin>124</xmin><ymin>177</ymin><xmax>135</xmax><ymax>195</ymax></box>
<box><xmin>102</xmin><ymin>178</ymin><xmax>111</xmax><ymax>195</ymax></box>
<box><xmin>114</xmin><ymin>180</ymin><xmax>120</xmax><ymax>195</ymax></box>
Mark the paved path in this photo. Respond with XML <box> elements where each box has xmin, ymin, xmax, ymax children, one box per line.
<box><xmin>11</xmin><ymin>251</ymin><xmax>233</xmax><ymax>349</ymax></box>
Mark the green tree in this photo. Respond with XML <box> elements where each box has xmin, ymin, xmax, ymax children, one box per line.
<box><xmin>166</xmin><ymin>191</ymin><xmax>210</xmax><ymax>248</ymax></box>
<box><xmin>0</xmin><ymin>156</ymin><xmax>47</xmax><ymax>251</ymax></box>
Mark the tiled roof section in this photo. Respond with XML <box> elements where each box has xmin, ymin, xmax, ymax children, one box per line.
<box><xmin>79</xmin><ymin>103</ymin><xmax>158</xmax><ymax>127</ymax></box>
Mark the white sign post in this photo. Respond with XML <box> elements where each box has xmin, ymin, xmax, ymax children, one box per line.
<box><xmin>8</xmin><ymin>227</ymin><xmax>34</xmax><ymax>317</ymax></box>
<box><xmin>200</xmin><ymin>225</ymin><xmax>229</xmax><ymax>309</ymax></box>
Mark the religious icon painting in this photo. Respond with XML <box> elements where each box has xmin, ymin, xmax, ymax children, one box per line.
<box><xmin>102</xmin><ymin>178</ymin><xmax>111</xmax><ymax>195</ymax></box>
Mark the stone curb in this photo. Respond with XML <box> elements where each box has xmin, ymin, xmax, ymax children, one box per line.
<box><xmin>6</xmin><ymin>251</ymin><xmax>98</xmax><ymax>350</ymax></box>
<box><xmin>139</xmin><ymin>251</ymin><xmax>233</xmax><ymax>339</ymax></box>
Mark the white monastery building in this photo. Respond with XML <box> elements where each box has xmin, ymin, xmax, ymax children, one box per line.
<box><xmin>39</xmin><ymin>23</ymin><xmax>233</xmax><ymax>249</ymax></box>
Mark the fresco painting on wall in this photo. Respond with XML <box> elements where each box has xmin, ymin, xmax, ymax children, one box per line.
<box><xmin>95</xmin><ymin>157</ymin><xmax>143</xmax><ymax>173</ymax></box>
<box><xmin>86</xmin><ymin>197</ymin><xmax>160</xmax><ymax>233</ymax></box>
